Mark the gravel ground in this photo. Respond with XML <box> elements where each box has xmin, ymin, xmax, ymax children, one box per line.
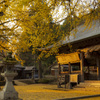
<box><xmin>1</xmin><ymin>84</ymin><xmax>100</xmax><ymax>100</ymax></box>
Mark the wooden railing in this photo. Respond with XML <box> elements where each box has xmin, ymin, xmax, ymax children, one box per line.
<box><xmin>71</xmin><ymin>70</ymin><xmax>81</xmax><ymax>74</ymax></box>
<box><xmin>60</xmin><ymin>70</ymin><xmax>81</xmax><ymax>74</ymax></box>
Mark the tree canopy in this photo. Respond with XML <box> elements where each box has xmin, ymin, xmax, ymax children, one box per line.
<box><xmin>0</xmin><ymin>0</ymin><xmax>100</xmax><ymax>61</ymax></box>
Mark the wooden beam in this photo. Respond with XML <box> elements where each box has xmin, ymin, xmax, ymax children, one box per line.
<box><xmin>80</xmin><ymin>52</ymin><xmax>84</xmax><ymax>82</ymax></box>
<box><xmin>96</xmin><ymin>57</ymin><xmax>100</xmax><ymax>80</ymax></box>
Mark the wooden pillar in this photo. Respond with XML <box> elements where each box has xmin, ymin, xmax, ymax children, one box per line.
<box><xmin>57</xmin><ymin>64</ymin><xmax>61</xmax><ymax>88</ymax></box>
<box><xmin>87</xmin><ymin>66</ymin><xmax>90</xmax><ymax>80</ymax></box>
<box><xmin>68</xmin><ymin>62</ymin><xmax>71</xmax><ymax>74</ymax></box>
<box><xmin>96</xmin><ymin>57</ymin><xmax>100</xmax><ymax>80</ymax></box>
<box><xmin>87</xmin><ymin>66</ymin><xmax>90</xmax><ymax>74</ymax></box>
<box><xmin>80</xmin><ymin>52</ymin><xmax>84</xmax><ymax>82</ymax></box>
<box><xmin>68</xmin><ymin>62</ymin><xmax>72</xmax><ymax>89</ymax></box>
<box><xmin>58</xmin><ymin>64</ymin><xmax>61</xmax><ymax>75</ymax></box>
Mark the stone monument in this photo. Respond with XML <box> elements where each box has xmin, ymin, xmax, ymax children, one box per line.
<box><xmin>0</xmin><ymin>52</ymin><xmax>22</xmax><ymax>100</ymax></box>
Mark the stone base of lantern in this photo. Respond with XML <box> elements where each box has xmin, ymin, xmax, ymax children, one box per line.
<box><xmin>0</xmin><ymin>91</ymin><xmax>19</xmax><ymax>100</ymax></box>
<box><xmin>0</xmin><ymin>70</ymin><xmax>22</xmax><ymax>100</ymax></box>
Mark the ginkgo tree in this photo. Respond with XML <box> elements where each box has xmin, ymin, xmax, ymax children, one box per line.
<box><xmin>0</xmin><ymin>0</ymin><xmax>100</xmax><ymax>60</ymax></box>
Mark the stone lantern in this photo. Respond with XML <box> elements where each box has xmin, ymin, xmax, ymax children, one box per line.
<box><xmin>0</xmin><ymin>52</ymin><xmax>22</xmax><ymax>100</ymax></box>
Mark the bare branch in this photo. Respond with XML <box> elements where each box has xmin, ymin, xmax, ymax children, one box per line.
<box><xmin>0</xmin><ymin>19</ymin><xmax>19</xmax><ymax>25</ymax></box>
<box><xmin>0</xmin><ymin>44</ymin><xmax>9</xmax><ymax>50</ymax></box>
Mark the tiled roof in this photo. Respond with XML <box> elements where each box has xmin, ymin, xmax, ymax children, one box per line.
<box><xmin>40</xmin><ymin>20</ymin><xmax>100</xmax><ymax>50</ymax></box>
<box><xmin>24</xmin><ymin>66</ymin><xmax>34</xmax><ymax>70</ymax></box>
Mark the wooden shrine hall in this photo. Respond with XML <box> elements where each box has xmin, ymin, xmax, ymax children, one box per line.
<box><xmin>56</xmin><ymin>20</ymin><xmax>100</xmax><ymax>88</ymax></box>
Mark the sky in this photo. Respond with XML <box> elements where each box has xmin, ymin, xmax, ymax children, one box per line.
<box><xmin>52</xmin><ymin>0</ymin><xmax>97</xmax><ymax>24</ymax></box>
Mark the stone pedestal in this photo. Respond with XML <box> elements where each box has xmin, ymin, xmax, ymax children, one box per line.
<box><xmin>0</xmin><ymin>70</ymin><xmax>21</xmax><ymax>100</ymax></box>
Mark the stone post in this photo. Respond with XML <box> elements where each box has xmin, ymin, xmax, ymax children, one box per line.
<box><xmin>0</xmin><ymin>70</ymin><xmax>19</xmax><ymax>100</ymax></box>
<box><xmin>0</xmin><ymin>52</ymin><xmax>22</xmax><ymax>100</ymax></box>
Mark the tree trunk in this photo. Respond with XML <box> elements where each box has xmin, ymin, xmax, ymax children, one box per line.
<box><xmin>31</xmin><ymin>54</ymin><xmax>36</xmax><ymax>82</ymax></box>
<box><xmin>38</xmin><ymin>60</ymin><xmax>42</xmax><ymax>79</ymax></box>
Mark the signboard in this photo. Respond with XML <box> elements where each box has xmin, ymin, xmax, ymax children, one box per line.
<box><xmin>70</xmin><ymin>74</ymin><xmax>79</xmax><ymax>83</ymax></box>
<box><xmin>56</xmin><ymin>52</ymin><xmax>80</xmax><ymax>64</ymax></box>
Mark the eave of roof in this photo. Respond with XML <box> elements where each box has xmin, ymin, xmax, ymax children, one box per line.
<box><xmin>62</xmin><ymin>20</ymin><xmax>100</xmax><ymax>45</ymax></box>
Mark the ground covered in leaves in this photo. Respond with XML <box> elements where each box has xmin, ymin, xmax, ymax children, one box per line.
<box><xmin>15</xmin><ymin>84</ymin><xmax>100</xmax><ymax>100</ymax></box>
<box><xmin>1</xmin><ymin>84</ymin><xmax>100</xmax><ymax>100</ymax></box>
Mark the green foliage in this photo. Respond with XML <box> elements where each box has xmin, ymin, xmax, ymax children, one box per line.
<box><xmin>38</xmin><ymin>77</ymin><xmax>56</xmax><ymax>84</ymax></box>
<box><xmin>38</xmin><ymin>78</ymin><xmax>50</xmax><ymax>84</ymax></box>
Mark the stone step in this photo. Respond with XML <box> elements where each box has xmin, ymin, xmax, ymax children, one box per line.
<box><xmin>14</xmin><ymin>80</ymin><xmax>27</xmax><ymax>86</ymax></box>
<box><xmin>80</xmin><ymin>83</ymin><xmax>100</xmax><ymax>85</ymax></box>
<box><xmin>75</xmin><ymin>80</ymin><xmax>100</xmax><ymax>88</ymax></box>
<box><xmin>84</xmin><ymin>80</ymin><xmax>100</xmax><ymax>83</ymax></box>
<box><xmin>14</xmin><ymin>79</ymin><xmax>35</xmax><ymax>86</ymax></box>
